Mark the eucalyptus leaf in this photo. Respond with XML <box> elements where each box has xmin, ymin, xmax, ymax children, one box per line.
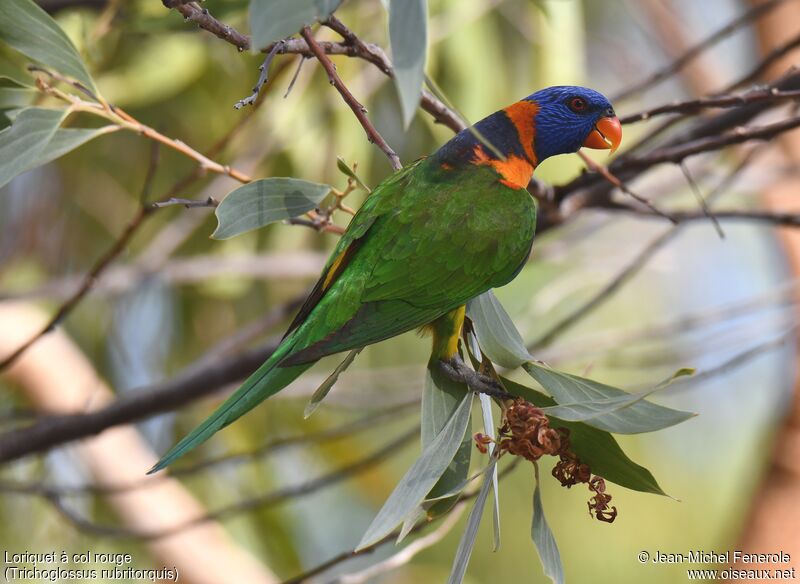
<box><xmin>397</xmin><ymin>505</ymin><xmax>426</xmax><ymax>544</ymax></box>
<box><xmin>531</xmin><ymin>464</ymin><xmax>565</xmax><ymax>584</ymax></box>
<box><xmin>389</xmin><ymin>0</ymin><xmax>427</xmax><ymax>127</ymax></box>
<box><xmin>0</xmin><ymin>107</ymin><xmax>66</xmax><ymax>189</ymax></box>
<box><xmin>336</xmin><ymin>156</ymin><xmax>370</xmax><ymax>192</ymax></box>
<box><xmin>304</xmin><ymin>349</ymin><xmax>360</xmax><ymax>418</ymax></box>
<box><xmin>38</xmin><ymin>126</ymin><xmax>117</xmax><ymax>167</ymax></box>
<box><xmin>467</xmin><ymin>291</ymin><xmax>532</xmax><ymax>368</ymax></box>
<box><xmin>502</xmin><ymin>378</ymin><xmax>667</xmax><ymax>496</ymax></box>
<box><xmin>356</xmin><ymin>392</ymin><xmax>473</xmax><ymax>550</ymax></box>
<box><xmin>0</xmin><ymin>0</ymin><xmax>96</xmax><ymax>92</ymax></box>
<box><xmin>524</xmin><ymin>362</ymin><xmax>695</xmax><ymax>434</ymax></box>
<box><xmin>479</xmin><ymin>393</ymin><xmax>500</xmax><ymax>551</ymax></box>
<box><xmin>0</xmin><ymin>77</ymin><xmax>35</xmax><ymax>109</ymax></box>
<box><xmin>212</xmin><ymin>178</ymin><xmax>331</xmax><ymax>239</ymax></box>
<box><xmin>422</xmin><ymin>365</ymin><xmax>472</xmax><ymax>517</ymax></box>
<box><xmin>249</xmin><ymin>0</ymin><xmax>341</xmax><ymax>50</ymax></box>
<box><xmin>446</xmin><ymin>458</ymin><xmax>496</xmax><ymax>584</ymax></box>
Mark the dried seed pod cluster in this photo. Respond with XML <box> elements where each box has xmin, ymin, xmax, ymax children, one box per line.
<box><xmin>475</xmin><ymin>398</ymin><xmax>618</xmax><ymax>523</ymax></box>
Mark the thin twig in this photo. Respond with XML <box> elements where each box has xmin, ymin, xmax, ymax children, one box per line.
<box><xmin>331</xmin><ymin>503</ymin><xmax>467</xmax><ymax>584</ymax></box>
<box><xmin>284</xmin><ymin>56</ymin><xmax>307</xmax><ymax>98</ymax></box>
<box><xmin>577</xmin><ymin>150</ymin><xmax>677</xmax><ymax>223</ymax></box>
<box><xmin>300</xmin><ymin>26</ymin><xmax>402</xmax><ymax>171</ymax></box>
<box><xmin>620</xmin><ymin>87</ymin><xmax>800</xmax><ymax>124</ymax></box>
<box><xmin>612</xmin><ymin>0</ymin><xmax>790</xmax><ymax>101</ymax></box>
<box><xmin>166</xmin><ymin>1</ymin><xmax>251</xmax><ymax>51</ymax></box>
<box><xmin>680</xmin><ymin>161</ymin><xmax>724</xmax><ymax>238</ymax></box>
<box><xmin>280</xmin><ymin>460</ymin><xmax>521</xmax><ymax>584</ymax></box>
<box><xmin>531</xmin><ymin>147</ymin><xmax>765</xmax><ymax>351</ymax></box>
<box><xmin>234</xmin><ymin>40</ymin><xmax>286</xmax><ymax>109</ymax></box>
<box><xmin>622</xmin><ymin>114</ymin><xmax>800</xmax><ymax>169</ymax></box>
<box><xmin>151</xmin><ymin>197</ymin><xmax>218</xmax><ymax>209</ymax></box>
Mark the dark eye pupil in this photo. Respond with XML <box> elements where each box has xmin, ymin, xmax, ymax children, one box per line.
<box><xmin>571</xmin><ymin>98</ymin><xmax>585</xmax><ymax>110</ymax></box>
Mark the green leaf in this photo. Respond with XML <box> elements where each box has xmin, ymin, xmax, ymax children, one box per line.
<box><xmin>421</xmin><ymin>365</ymin><xmax>472</xmax><ymax>517</ymax></box>
<box><xmin>304</xmin><ymin>349</ymin><xmax>360</xmax><ymax>418</ymax></box>
<box><xmin>36</xmin><ymin>126</ymin><xmax>117</xmax><ymax>168</ymax></box>
<box><xmin>356</xmin><ymin>392</ymin><xmax>473</xmax><ymax>550</ymax></box>
<box><xmin>524</xmin><ymin>362</ymin><xmax>695</xmax><ymax>434</ymax></box>
<box><xmin>0</xmin><ymin>77</ymin><xmax>35</xmax><ymax>109</ymax></box>
<box><xmin>479</xmin><ymin>393</ymin><xmax>501</xmax><ymax>551</ymax></box>
<box><xmin>0</xmin><ymin>0</ymin><xmax>96</xmax><ymax>92</ymax></box>
<box><xmin>0</xmin><ymin>107</ymin><xmax>66</xmax><ymax>189</ymax></box>
<box><xmin>249</xmin><ymin>0</ymin><xmax>342</xmax><ymax>50</ymax></box>
<box><xmin>336</xmin><ymin>156</ymin><xmax>370</xmax><ymax>192</ymax></box>
<box><xmin>531</xmin><ymin>464</ymin><xmax>565</xmax><ymax>584</ymax></box>
<box><xmin>212</xmin><ymin>178</ymin><xmax>331</xmax><ymax>239</ymax></box>
<box><xmin>466</xmin><ymin>291</ymin><xmax>532</xmax><ymax>368</ymax></box>
<box><xmin>446</xmin><ymin>457</ymin><xmax>496</xmax><ymax>584</ymax></box>
<box><xmin>389</xmin><ymin>0</ymin><xmax>427</xmax><ymax>128</ymax></box>
<box><xmin>502</xmin><ymin>378</ymin><xmax>668</xmax><ymax>496</ymax></box>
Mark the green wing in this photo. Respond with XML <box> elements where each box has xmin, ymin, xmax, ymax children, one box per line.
<box><xmin>283</xmin><ymin>160</ymin><xmax>537</xmax><ymax>364</ymax></box>
<box><xmin>151</xmin><ymin>159</ymin><xmax>536</xmax><ymax>471</ymax></box>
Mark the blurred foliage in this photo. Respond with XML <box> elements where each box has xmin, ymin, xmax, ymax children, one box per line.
<box><xmin>0</xmin><ymin>0</ymin><xmax>794</xmax><ymax>583</ymax></box>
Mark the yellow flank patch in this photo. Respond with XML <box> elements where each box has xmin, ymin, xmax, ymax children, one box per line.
<box><xmin>430</xmin><ymin>305</ymin><xmax>466</xmax><ymax>361</ymax></box>
<box><xmin>443</xmin><ymin>305</ymin><xmax>466</xmax><ymax>357</ymax></box>
<box><xmin>503</xmin><ymin>100</ymin><xmax>539</xmax><ymax>165</ymax></box>
<box><xmin>323</xmin><ymin>248</ymin><xmax>348</xmax><ymax>289</ymax></box>
<box><xmin>471</xmin><ymin>145</ymin><xmax>534</xmax><ymax>190</ymax></box>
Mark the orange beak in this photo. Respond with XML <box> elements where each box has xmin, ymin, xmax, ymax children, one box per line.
<box><xmin>582</xmin><ymin>116</ymin><xmax>622</xmax><ymax>154</ymax></box>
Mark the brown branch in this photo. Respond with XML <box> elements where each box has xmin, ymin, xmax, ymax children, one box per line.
<box><xmin>162</xmin><ymin>3</ymin><xmax>466</xmax><ymax>133</ymax></box>
<box><xmin>622</xmin><ymin>113</ymin><xmax>800</xmax><ymax>169</ymax></box>
<box><xmin>300</xmin><ymin>26</ymin><xmax>402</xmax><ymax>171</ymax></box>
<box><xmin>620</xmin><ymin>87</ymin><xmax>800</xmax><ymax>124</ymax></box>
<box><xmin>0</xmin><ymin>328</ymin><xmax>290</xmax><ymax>463</ymax></box>
<box><xmin>166</xmin><ymin>1</ymin><xmax>251</xmax><ymax>50</ymax></box>
<box><xmin>614</xmin><ymin>206</ymin><xmax>800</xmax><ymax>227</ymax></box>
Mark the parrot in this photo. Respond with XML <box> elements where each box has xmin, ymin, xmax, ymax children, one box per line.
<box><xmin>149</xmin><ymin>85</ymin><xmax>622</xmax><ymax>473</ymax></box>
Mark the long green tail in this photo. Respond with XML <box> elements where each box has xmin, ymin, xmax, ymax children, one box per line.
<box><xmin>148</xmin><ymin>340</ymin><xmax>313</xmax><ymax>474</ymax></box>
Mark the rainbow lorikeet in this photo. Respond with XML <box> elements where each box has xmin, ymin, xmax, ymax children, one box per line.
<box><xmin>150</xmin><ymin>85</ymin><xmax>621</xmax><ymax>473</ymax></box>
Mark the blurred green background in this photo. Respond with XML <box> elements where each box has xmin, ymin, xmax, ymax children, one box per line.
<box><xmin>0</xmin><ymin>0</ymin><xmax>794</xmax><ymax>582</ymax></box>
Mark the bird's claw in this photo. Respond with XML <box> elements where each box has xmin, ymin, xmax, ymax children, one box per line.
<box><xmin>439</xmin><ymin>356</ymin><xmax>515</xmax><ymax>400</ymax></box>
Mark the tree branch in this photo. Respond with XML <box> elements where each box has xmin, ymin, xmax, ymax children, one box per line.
<box><xmin>300</xmin><ymin>26</ymin><xmax>402</xmax><ymax>171</ymax></box>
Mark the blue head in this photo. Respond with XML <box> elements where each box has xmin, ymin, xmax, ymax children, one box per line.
<box><xmin>525</xmin><ymin>86</ymin><xmax>621</xmax><ymax>163</ymax></box>
<box><xmin>432</xmin><ymin>85</ymin><xmax>621</xmax><ymax>188</ymax></box>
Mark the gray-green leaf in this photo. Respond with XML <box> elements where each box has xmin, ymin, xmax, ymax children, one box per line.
<box><xmin>304</xmin><ymin>349</ymin><xmax>360</xmax><ymax>418</ymax></box>
<box><xmin>467</xmin><ymin>291</ymin><xmax>532</xmax><ymax>368</ymax></box>
<box><xmin>356</xmin><ymin>391</ymin><xmax>473</xmax><ymax>550</ymax></box>
<box><xmin>212</xmin><ymin>178</ymin><xmax>331</xmax><ymax>239</ymax></box>
<box><xmin>524</xmin><ymin>362</ymin><xmax>695</xmax><ymax>434</ymax></box>
<box><xmin>389</xmin><ymin>0</ymin><xmax>427</xmax><ymax>128</ymax></box>
<box><xmin>0</xmin><ymin>107</ymin><xmax>66</xmax><ymax>189</ymax></box>
<box><xmin>249</xmin><ymin>0</ymin><xmax>342</xmax><ymax>50</ymax></box>
<box><xmin>0</xmin><ymin>77</ymin><xmax>35</xmax><ymax>109</ymax></box>
<box><xmin>531</xmin><ymin>464</ymin><xmax>565</xmax><ymax>584</ymax></box>
<box><xmin>0</xmin><ymin>0</ymin><xmax>96</xmax><ymax>92</ymax></box>
<box><xmin>446</xmin><ymin>457</ymin><xmax>496</xmax><ymax>584</ymax></box>
<box><xmin>479</xmin><ymin>393</ymin><xmax>501</xmax><ymax>551</ymax></box>
<box><xmin>421</xmin><ymin>365</ymin><xmax>472</xmax><ymax>517</ymax></box>
<box><xmin>502</xmin><ymin>377</ymin><xmax>667</xmax><ymax>496</ymax></box>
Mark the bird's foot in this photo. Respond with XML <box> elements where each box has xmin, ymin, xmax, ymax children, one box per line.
<box><xmin>439</xmin><ymin>356</ymin><xmax>515</xmax><ymax>400</ymax></box>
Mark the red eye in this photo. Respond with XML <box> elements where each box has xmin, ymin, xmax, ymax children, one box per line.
<box><xmin>569</xmin><ymin>97</ymin><xmax>587</xmax><ymax>112</ymax></box>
